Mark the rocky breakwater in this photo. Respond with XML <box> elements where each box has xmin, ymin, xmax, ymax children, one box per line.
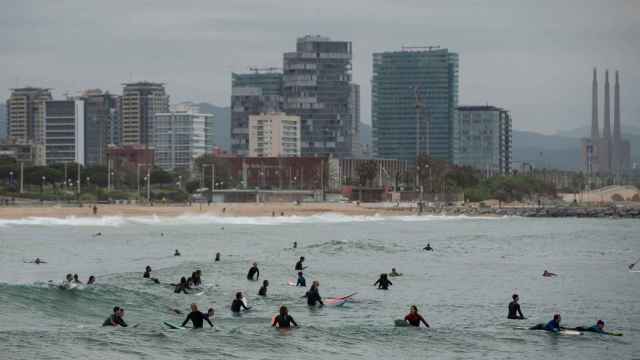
<box><xmin>493</xmin><ymin>206</ymin><xmax>640</xmax><ymax>218</ymax></box>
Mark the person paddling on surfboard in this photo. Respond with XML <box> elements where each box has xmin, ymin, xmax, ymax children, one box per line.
<box><xmin>296</xmin><ymin>272</ymin><xmax>306</xmax><ymax>287</ymax></box>
<box><xmin>570</xmin><ymin>320</ymin><xmax>621</xmax><ymax>335</ymax></box>
<box><xmin>181</xmin><ymin>303</ymin><xmax>214</xmax><ymax>328</ymax></box>
<box><xmin>102</xmin><ymin>306</ymin><xmax>128</xmax><ymax>327</ymax></box>
<box><xmin>530</xmin><ymin>314</ymin><xmax>561</xmax><ymax>332</ymax></box>
<box><xmin>174</xmin><ymin>277</ymin><xmax>189</xmax><ymax>294</ymax></box>
<box><xmin>272</xmin><ymin>306</ymin><xmax>298</xmax><ymax>329</ymax></box>
<box><xmin>247</xmin><ymin>262</ymin><xmax>260</xmax><ymax>281</ymax></box>
<box><xmin>507</xmin><ymin>294</ymin><xmax>526</xmax><ymax>319</ymax></box>
<box><xmin>403</xmin><ymin>305</ymin><xmax>430</xmax><ymax>327</ymax></box>
<box><xmin>258</xmin><ymin>280</ymin><xmax>269</xmax><ymax>296</ymax></box>
<box><xmin>304</xmin><ymin>281</ymin><xmax>323</xmax><ymax>307</ymax></box>
<box><xmin>231</xmin><ymin>292</ymin><xmax>251</xmax><ymax>313</ymax></box>
<box><xmin>542</xmin><ymin>270</ymin><xmax>557</xmax><ymax>277</ymax></box>
<box><xmin>389</xmin><ymin>268</ymin><xmax>402</xmax><ymax>277</ymax></box>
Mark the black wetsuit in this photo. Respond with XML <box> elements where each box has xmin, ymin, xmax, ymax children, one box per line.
<box><xmin>102</xmin><ymin>314</ymin><xmax>127</xmax><ymax>327</ymax></box>
<box><xmin>143</xmin><ymin>271</ymin><xmax>150</xmax><ymax>278</ymax></box>
<box><xmin>297</xmin><ymin>276</ymin><xmax>306</xmax><ymax>287</ymax></box>
<box><xmin>374</xmin><ymin>278</ymin><xmax>392</xmax><ymax>290</ymax></box>
<box><xmin>295</xmin><ymin>261</ymin><xmax>304</xmax><ymax>271</ymax></box>
<box><xmin>247</xmin><ymin>266</ymin><xmax>259</xmax><ymax>280</ymax></box>
<box><xmin>273</xmin><ymin>314</ymin><xmax>298</xmax><ymax>328</ymax></box>
<box><xmin>508</xmin><ymin>301</ymin><xmax>524</xmax><ymax>319</ymax></box>
<box><xmin>174</xmin><ymin>283</ymin><xmax>188</xmax><ymax>294</ymax></box>
<box><xmin>258</xmin><ymin>286</ymin><xmax>267</xmax><ymax>296</ymax></box>
<box><xmin>231</xmin><ymin>299</ymin><xmax>249</xmax><ymax>313</ymax></box>
<box><xmin>181</xmin><ymin>311</ymin><xmax>213</xmax><ymax>328</ymax></box>
<box><xmin>305</xmin><ymin>287</ymin><xmax>323</xmax><ymax>306</ymax></box>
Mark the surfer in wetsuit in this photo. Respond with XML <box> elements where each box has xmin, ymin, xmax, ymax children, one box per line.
<box><xmin>296</xmin><ymin>272</ymin><xmax>306</xmax><ymax>287</ymax></box>
<box><xmin>231</xmin><ymin>292</ymin><xmax>250</xmax><ymax>313</ymax></box>
<box><xmin>87</xmin><ymin>275</ymin><xmax>96</xmax><ymax>285</ymax></box>
<box><xmin>73</xmin><ymin>274</ymin><xmax>82</xmax><ymax>284</ymax></box>
<box><xmin>174</xmin><ymin>277</ymin><xmax>189</xmax><ymax>294</ymax></box>
<box><xmin>295</xmin><ymin>256</ymin><xmax>306</xmax><ymax>271</ymax></box>
<box><xmin>542</xmin><ymin>270</ymin><xmax>557</xmax><ymax>277</ymax></box>
<box><xmin>103</xmin><ymin>306</ymin><xmax>128</xmax><ymax>327</ymax></box>
<box><xmin>293</xmin><ymin>241</ymin><xmax>297</xmax><ymax>249</ymax></box>
<box><xmin>423</xmin><ymin>243</ymin><xmax>433</xmax><ymax>251</ymax></box>
<box><xmin>507</xmin><ymin>294</ymin><xmax>525</xmax><ymax>319</ymax></box>
<box><xmin>247</xmin><ymin>262</ymin><xmax>260</xmax><ymax>281</ymax></box>
<box><xmin>143</xmin><ymin>266</ymin><xmax>152</xmax><ymax>278</ymax></box>
<box><xmin>530</xmin><ymin>314</ymin><xmax>561</xmax><ymax>332</ymax></box>
<box><xmin>258</xmin><ymin>280</ymin><xmax>269</xmax><ymax>296</ymax></box>
<box><xmin>373</xmin><ymin>273</ymin><xmax>392</xmax><ymax>290</ymax></box>
<box><xmin>572</xmin><ymin>320</ymin><xmax>614</xmax><ymax>334</ymax></box>
<box><xmin>304</xmin><ymin>281</ymin><xmax>323</xmax><ymax>306</ymax></box>
<box><xmin>404</xmin><ymin>305</ymin><xmax>430</xmax><ymax>327</ymax></box>
<box><xmin>181</xmin><ymin>303</ymin><xmax>214</xmax><ymax>328</ymax></box>
<box><xmin>272</xmin><ymin>306</ymin><xmax>298</xmax><ymax>329</ymax></box>
<box><xmin>215</xmin><ymin>252</ymin><xmax>221</xmax><ymax>262</ymax></box>
<box><xmin>389</xmin><ymin>268</ymin><xmax>402</xmax><ymax>277</ymax></box>
<box><xmin>174</xmin><ymin>249</ymin><xmax>181</xmax><ymax>256</ymax></box>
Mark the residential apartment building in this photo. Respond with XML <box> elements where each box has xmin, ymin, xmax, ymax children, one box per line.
<box><xmin>6</xmin><ymin>87</ymin><xmax>52</xmax><ymax>144</ymax></box>
<box><xmin>453</xmin><ymin>106</ymin><xmax>512</xmax><ymax>175</ymax></box>
<box><xmin>80</xmin><ymin>89</ymin><xmax>120</xmax><ymax>166</ymax></box>
<box><xmin>283</xmin><ymin>35</ymin><xmax>357</xmax><ymax>158</ymax></box>
<box><xmin>120</xmin><ymin>82</ymin><xmax>169</xmax><ymax>146</ymax></box>
<box><xmin>230</xmin><ymin>72</ymin><xmax>283</xmax><ymax>156</ymax></box>
<box><xmin>248</xmin><ymin>112</ymin><xmax>301</xmax><ymax>157</ymax></box>
<box><xmin>44</xmin><ymin>100</ymin><xmax>85</xmax><ymax>165</ymax></box>
<box><xmin>372</xmin><ymin>48</ymin><xmax>459</xmax><ymax>162</ymax></box>
<box><xmin>153</xmin><ymin>109</ymin><xmax>215</xmax><ymax>171</ymax></box>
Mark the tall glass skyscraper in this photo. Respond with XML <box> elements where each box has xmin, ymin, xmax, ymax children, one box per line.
<box><xmin>372</xmin><ymin>48</ymin><xmax>459</xmax><ymax>162</ymax></box>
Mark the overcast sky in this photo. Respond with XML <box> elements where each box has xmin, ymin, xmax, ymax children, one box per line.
<box><xmin>1</xmin><ymin>0</ymin><xmax>638</xmax><ymax>134</ymax></box>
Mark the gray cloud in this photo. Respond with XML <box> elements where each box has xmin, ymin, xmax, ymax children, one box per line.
<box><xmin>1</xmin><ymin>0</ymin><xmax>638</xmax><ymax>134</ymax></box>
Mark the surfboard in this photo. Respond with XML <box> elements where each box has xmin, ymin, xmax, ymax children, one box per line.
<box><xmin>629</xmin><ymin>270</ymin><xmax>640</xmax><ymax>273</ymax></box>
<box><xmin>287</xmin><ymin>280</ymin><xmax>297</xmax><ymax>286</ymax></box>
<box><xmin>194</xmin><ymin>291</ymin><xmax>205</xmax><ymax>296</ymax></box>
<box><xmin>559</xmin><ymin>330</ymin><xmax>582</xmax><ymax>336</ymax></box>
<box><xmin>394</xmin><ymin>319</ymin><xmax>409</xmax><ymax>327</ymax></box>
<box><xmin>163</xmin><ymin>321</ymin><xmax>186</xmax><ymax>330</ymax></box>
<box><xmin>325</xmin><ymin>298</ymin><xmax>348</xmax><ymax>306</ymax></box>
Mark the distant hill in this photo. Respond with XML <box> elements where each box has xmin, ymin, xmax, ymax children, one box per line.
<box><xmin>511</xmin><ymin>130</ymin><xmax>582</xmax><ymax>170</ymax></box>
<box><xmin>196</xmin><ymin>103</ymin><xmax>230</xmax><ymax>151</ymax></box>
<box><xmin>0</xmin><ymin>103</ymin><xmax>6</xmax><ymax>141</ymax></box>
<box><xmin>555</xmin><ymin>125</ymin><xmax>640</xmax><ymax>138</ymax></box>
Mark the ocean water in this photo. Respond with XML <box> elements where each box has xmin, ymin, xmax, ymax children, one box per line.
<box><xmin>0</xmin><ymin>214</ymin><xmax>637</xmax><ymax>360</ymax></box>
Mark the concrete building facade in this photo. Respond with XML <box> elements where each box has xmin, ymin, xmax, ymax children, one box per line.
<box><xmin>6</xmin><ymin>87</ymin><xmax>52</xmax><ymax>144</ymax></box>
<box><xmin>283</xmin><ymin>35</ymin><xmax>357</xmax><ymax>158</ymax></box>
<box><xmin>231</xmin><ymin>72</ymin><xmax>283</xmax><ymax>156</ymax></box>
<box><xmin>120</xmin><ymin>82</ymin><xmax>169</xmax><ymax>146</ymax></box>
<box><xmin>248</xmin><ymin>112</ymin><xmax>301</xmax><ymax>157</ymax></box>
<box><xmin>80</xmin><ymin>89</ymin><xmax>120</xmax><ymax>166</ymax></box>
<box><xmin>453</xmin><ymin>106</ymin><xmax>512</xmax><ymax>175</ymax></box>
<box><xmin>153</xmin><ymin>109</ymin><xmax>215</xmax><ymax>171</ymax></box>
<box><xmin>372</xmin><ymin>48</ymin><xmax>459</xmax><ymax>163</ymax></box>
<box><xmin>44</xmin><ymin>100</ymin><xmax>85</xmax><ymax>165</ymax></box>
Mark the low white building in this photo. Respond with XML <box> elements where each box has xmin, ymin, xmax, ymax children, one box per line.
<box><xmin>249</xmin><ymin>112</ymin><xmax>301</xmax><ymax>157</ymax></box>
<box><xmin>153</xmin><ymin>109</ymin><xmax>215</xmax><ymax>171</ymax></box>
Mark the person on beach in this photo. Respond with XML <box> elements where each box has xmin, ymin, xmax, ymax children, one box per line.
<box><xmin>181</xmin><ymin>303</ymin><xmax>214</xmax><ymax>328</ymax></box>
<box><xmin>304</xmin><ymin>281</ymin><xmax>323</xmax><ymax>306</ymax></box>
<box><xmin>295</xmin><ymin>256</ymin><xmax>307</xmax><ymax>271</ymax></box>
<box><xmin>423</xmin><ymin>243</ymin><xmax>433</xmax><ymax>251</ymax></box>
<box><xmin>215</xmin><ymin>252</ymin><xmax>221</xmax><ymax>262</ymax></box>
<box><xmin>296</xmin><ymin>272</ymin><xmax>306</xmax><ymax>287</ymax></box>
<box><xmin>174</xmin><ymin>277</ymin><xmax>189</xmax><ymax>294</ymax></box>
<box><xmin>530</xmin><ymin>314</ymin><xmax>561</xmax><ymax>332</ymax></box>
<box><xmin>174</xmin><ymin>249</ymin><xmax>181</xmax><ymax>256</ymax></box>
<box><xmin>373</xmin><ymin>273</ymin><xmax>392</xmax><ymax>290</ymax></box>
<box><xmin>103</xmin><ymin>306</ymin><xmax>127</xmax><ymax>327</ymax></box>
<box><xmin>92</xmin><ymin>205</ymin><xmax>98</xmax><ymax>215</ymax></box>
<box><xmin>247</xmin><ymin>262</ymin><xmax>260</xmax><ymax>281</ymax></box>
<box><xmin>87</xmin><ymin>276</ymin><xmax>96</xmax><ymax>285</ymax></box>
<box><xmin>403</xmin><ymin>305</ymin><xmax>430</xmax><ymax>327</ymax></box>
<box><xmin>258</xmin><ymin>280</ymin><xmax>269</xmax><ymax>296</ymax></box>
<box><xmin>231</xmin><ymin>292</ymin><xmax>251</xmax><ymax>313</ymax></box>
<box><xmin>542</xmin><ymin>270</ymin><xmax>557</xmax><ymax>277</ymax></box>
<box><xmin>389</xmin><ymin>268</ymin><xmax>402</xmax><ymax>277</ymax></box>
<box><xmin>507</xmin><ymin>294</ymin><xmax>526</xmax><ymax>319</ymax></box>
<box><xmin>272</xmin><ymin>306</ymin><xmax>298</xmax><ymax>329</ymax></box>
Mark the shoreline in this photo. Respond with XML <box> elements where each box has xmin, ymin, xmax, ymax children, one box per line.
<box><xmin>0</xmin><ymin>202</ymin><xmax>638</xmax><ymax>219</ymax></box>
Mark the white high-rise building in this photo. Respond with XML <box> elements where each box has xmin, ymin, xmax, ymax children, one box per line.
<box><xmin>44</xmin><ymin>100</ymin><xmax>85</xmax><ymax>165</ymax></box>
<box><xmin>249</xmin><ymin>112</ymin><xmax>301</xmax><ymax>157</ymax></box>
<box><xmin>153</xmin><ymin>109</ymin><xmax>215</xmax><ymax>171</ymax></box>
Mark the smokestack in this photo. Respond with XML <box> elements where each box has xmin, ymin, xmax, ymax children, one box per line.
<box><xmin>603</xmin><ymin>70</ymin><xmax>611</xmax><ymax>140</ymax></box>
<box><xmin>613</xmin><ymin>70</ymin><xmax>621</xmax><ymax>171</ymax></box>
<box><xmin>591</xmin><ymin>67</ymin><xmax>599</xmax><ymax>139</ymax></box>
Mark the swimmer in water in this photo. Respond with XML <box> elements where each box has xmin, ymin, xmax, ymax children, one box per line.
<box><xmin>247</xmin><ymin>262</ymin><xmax>259</xmax><ymax>281</ymax></box>
<box><xmin>258</xmin><ymin>280</ymin><xmax>269</xmax><ymax>297</ymax></box>
<box><xmin>174</xmin><ymin>249</ymin><xmax>181</xmax><ymax>256</ymax></box>
<box><xmin>181</xmin><ymin>303</ymin><xmax>214</xmax><ymax>328</ymax></box>
<box><xmin>373</xmin><ymin>273</ymin><xmax>392</xmax><ymax>290</ymax></box>
<box><xmin>272</xmin><ymin>305</ymin><xmax>298</xmax><ymax>329</ymax></box>
<box><xmin>87</xmin><ymin>275</ymin><xmax>96</xmax><ymax>285</ymax></box>
<box><xmin>143</xmin><ymin>266</ymin><xmax>152</xmax><ymax>278</ymax></box>
<box><xmin>507</xmin><ymin>294</ymin><xmax>525</xmax><ymax>319</ymax></box>
<box><xmin>403</xmin><ymin>305</ymin><xmax>430</xmax><ymax>327</ymax></box>
<box><xmin>389</xmin><ymin>268</ymin><xmax>402</xmax><ymax>277</ymax></box>
<box><xmin>102</xmin><ymin>306</ymin><xmax>127</xmax><ymax>327</ymax></box>
<box><xmin>73</xmin><ymin>274</ymin><xmax>82</xmax><ymax>284</ymax></box>
<box><xmin>214</xmin><ymin>252</ymin><xmax>221</xmax><ymax>262</ymax></box>
<box><xmin>542</xmin><ymin>270</ymin><xmax>557</xmax><ymax>277</ymax></box>
<box><xmin>92</xmin><ymin>232</ymin><xmax>102</xmax><ymax>237</ymax></box>
<box><xmin>423</xmin><ymin>243</ymin><xmax>433</xmax><ymax>251</ymax></box>
<box><xmin>231</xmin><ymin>292</ymin><xmax>250</xmax><ymax>313</ymax></box>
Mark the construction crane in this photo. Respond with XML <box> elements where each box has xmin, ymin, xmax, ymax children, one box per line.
<box><xmin>249</xmin><ymin>67</ymin><xmax>281</xmax><ymax>74</ymax></box>
<box><xmin>401</xmin><ymin>46</ymin><xmax>441</xmax><ymax>51</ymax></box>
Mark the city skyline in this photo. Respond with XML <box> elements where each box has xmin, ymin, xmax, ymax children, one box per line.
<box><xmin>1</xmin><ymin>0</ymin><xmax>638</xmax><ymax>135</ymax></box>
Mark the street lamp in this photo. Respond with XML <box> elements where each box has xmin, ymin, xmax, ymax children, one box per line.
<box><xmin>41</xmin><ymin>176</ymin><xmax>46</xmax><ymax>193</ymax></box>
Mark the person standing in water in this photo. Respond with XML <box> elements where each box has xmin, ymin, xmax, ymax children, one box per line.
<box><xmin>143</xmin><ymin>266</ymin><xmax>152</xmax><ymax>278</ymax></box>
<box><xmin>258</xmin><ymin>280</ymin><xmax>269</xmax><ymax>296</ymax></box>
<box><xmin>181</xmin><ymin>303</ymin><xmax>214</xmax><ymax>328</ymax></box>
<box><xmin>214</xmin><ymin>252</ymin><xmax>221</xmax><ymax>262</ymax></box>
<box><xmin>272</xmin><ymin>306</ymin><xmax>298</xmax><ymax>329</ymax></box>
<box><xmin>293</xmin><ymin>241</ymin><xmax>297</xmax><ymax>249</ymax></box>
<box><xmin>247</xmin><ymin>262</ymin><xmax>260</xmax><ymax>281</ymax></box>
<box><xmin>373</xmin><ymin>273</ymin><xmax>392</xmax><ymax>290</ymax></box>
<box><xmin>507</xmin><ymin>294</ymin><xmax>526</xmax><ymax>319</ymax></box>
<box><xmin>295</xmin><ymin>256</ymin><xmax>306</xmax><ymax>271</ymax></box>
<box><xmin>87</xmin><ymin>276</ymin><xmax>96</xmax><ymax>285</ymax></box>
<box><xmin>231</xmin><ymin>292</ymin><xmax>251</xmax><ymax>313</ymax></box>
<box><xmin>174</xmin><ymin>249</ymin><xmax>181</xmax><ymax>256</ymax></box>
<box><xmin>403</xmin><ymin>305</ymin><xmax>430</xmax><ymax>327</ymax></box>
<box><xmin>296</xmin><ymin>272</ymin><xmax>306</xmax><ymax>287</ymax></box>
<box><xmin>304</xmin><ymin>281</ymin><xmax>323</xmax><ymax>306</ymax></box>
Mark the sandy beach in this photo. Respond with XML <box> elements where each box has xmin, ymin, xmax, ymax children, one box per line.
<box><xmin>0</xmin><ymin>202</ymin><xmax>417</xmax><ymax>219</ymax></box>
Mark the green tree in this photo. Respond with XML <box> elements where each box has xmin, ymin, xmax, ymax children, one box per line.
<box><xmin>356</xmin><ymin>160</ymin><xmax>378</xmax><ymax>187</ymax></box>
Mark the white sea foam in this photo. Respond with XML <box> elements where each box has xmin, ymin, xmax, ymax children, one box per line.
<box><xmin>0</xmin><ymin>212</ymin><xmax>504</xmax><ymax>227</ymax></box>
